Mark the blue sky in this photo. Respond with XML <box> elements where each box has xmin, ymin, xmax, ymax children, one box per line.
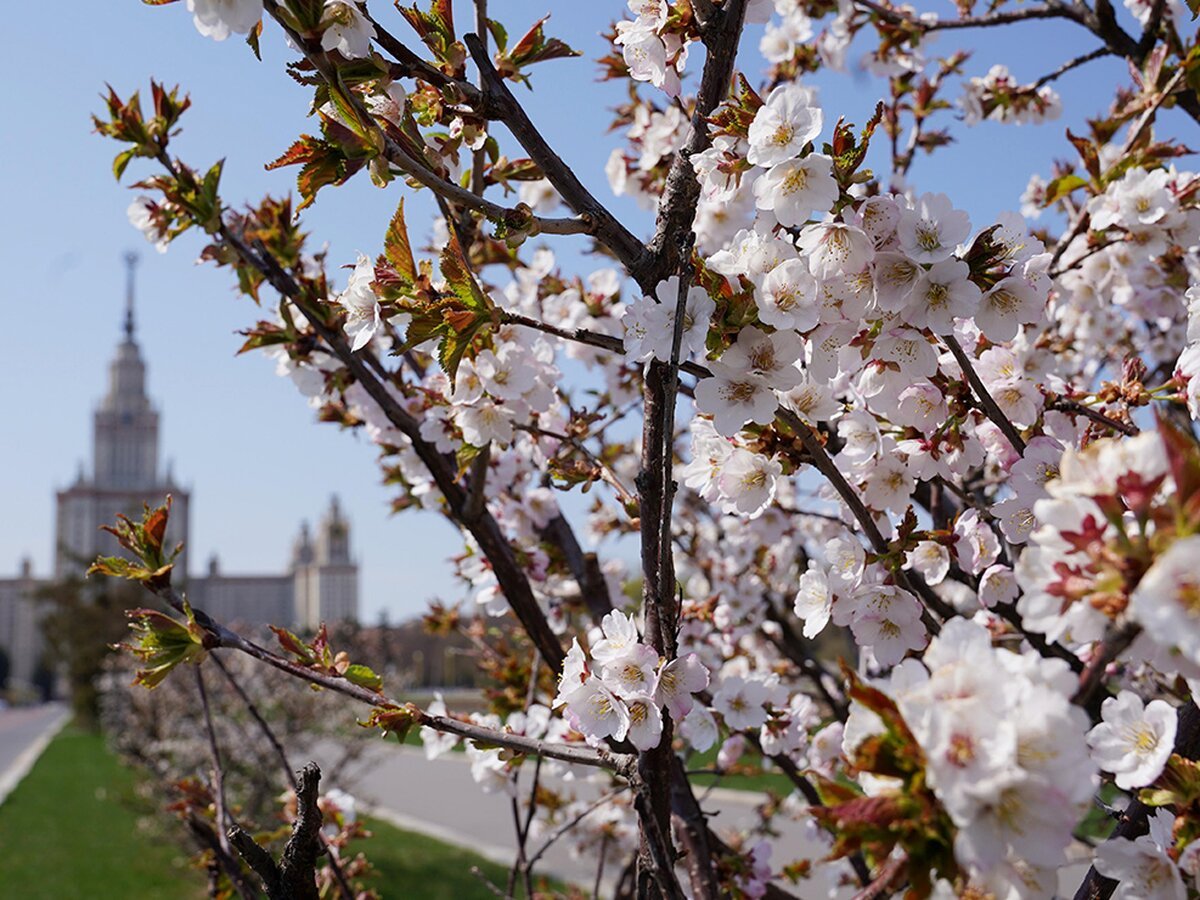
<box><xmin>0</xmin><ymin>1</ymin><xmax>1166</xmax><ymax>622</ymax></box>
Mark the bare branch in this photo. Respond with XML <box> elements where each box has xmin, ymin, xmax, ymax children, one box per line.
<box><xmin>1047</xmin><ymin>398</ymin><xmax>1140</xmax><ymax>436</ymax></box>
<box><xmin>1033</xmin><ymin>47</ymin><xmax>1111</xmax><ymax>89</ymax></box>
<box><xmin>463</xmin><ymin>33</ymin><xmax>650</xmax><ymax>274</ymax></box>
<box><xmin>209</xmin><ymin>654</ymin><xmax>356</xmax><ymax>900</ymax></box>
<box><xmin>227</xmin><ymin>762</ymin><xmax>323</xmax><ymax>900</ymax></box>
<box><xmin>941</xmin><ymin>332</ymin><xmax>1027</xmax><ymax>454</ymax></box>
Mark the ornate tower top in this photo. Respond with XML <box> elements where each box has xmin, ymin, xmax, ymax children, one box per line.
<box><xmin>316</xmin><ymin>495</ymin><xmax>352</xmax><ymax>566</ymax></box>
<box><xmin>123</xmin><ymin>251</ymin><xmax>138</xmax><ymax>341</ymax></box>
<box><xmin>93</xmin><ymin>254</ymin><xmax>159</xmax><ymax>488</ymax></box>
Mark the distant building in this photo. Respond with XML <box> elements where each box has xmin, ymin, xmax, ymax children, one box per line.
<box><xmin>0</xmin><ymin>255</ymin><xmax>359</xmax><ymax>694</ymax></box>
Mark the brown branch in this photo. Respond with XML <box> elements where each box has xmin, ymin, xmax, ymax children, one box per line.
<box><xmin>228</xmin><ymin>762</ymin><xmax>324</xmax><ymax>900</ymax></box>
<box><xmin>261</xmin><ymin>2</ymin><xmax>591</xmax><ymax>238</ymax></box>
<box><xmin>639</xmin><ymin>0</ymin><xmax>749</xmax><ymax>289</ymax></box>
<box><xmin>149</xmin><ymin>581</ymin><xmax>633</xmax><ymax>775</ymax></box>
<box><xmin>775</xmin><ymin>409</ymin><xmax>954</xmax><ymax>629</ymax></box>
<box><xmin>538</xmin><ymin>513</ymin><xmax>617</xmax><ymax>624</ymax></box>
<box><xmin>1048</xmin><ymin>398</ymin><xmax>1140</xmax><ymax>436</ymax></box>
<box><xmin>941</xmin><ymin>332</ymin><xmax>1027</xmax><ymax>454</ymax></box>
<box><xmin>1033</xmin><ymin>47</ymin><xmax>1112</xmax><ymax>89</ymax></box>
<box><xmin>1071</xmin><ymin>623</ymin><xmax>1142</xmax><ymax>715</ymax></box>
<box><xmin>209</xmin><ymin>653</ymin><xmax>356</xmax><ymax>900</ymax></box>
<box><xmin>223</xmin><ymin>227</ymin><xmax>567</xmax><ymax>672</ymax></box>
<box><xmin>193</xmin><ymin>666</ymin><xmax>236</xmax><ymax>859</ymax></box>
<box><xmin>463</xmin><ymin>32</ymin><xmax>649</xmax><ymax>273</ymax></box>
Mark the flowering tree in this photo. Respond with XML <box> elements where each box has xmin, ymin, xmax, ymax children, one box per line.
<box><xmin>92</xmin><ymin>0</ymin><xmax>1200</xmax><ymax>897</ymax></box>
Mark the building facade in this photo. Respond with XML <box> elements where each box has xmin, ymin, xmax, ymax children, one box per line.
<box><xmin>0</xmin><ymin>257</ymin><xmax>359</xmax><ymax>694</ymax></box>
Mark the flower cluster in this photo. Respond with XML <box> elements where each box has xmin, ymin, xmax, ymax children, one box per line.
<box><xmin>861</xmin><ymin>619</ymin><xmax>1098</xmax><ymax>895</ymax></box>
<box><xmin>553</xmin><ymin>611</ymin><xmax>709</xmax><ymax>750</ymax></box>
<box><xmin>959</xmin><ymin>64</ymin><xmax>1063</xmax><ymax>127</ymax></box>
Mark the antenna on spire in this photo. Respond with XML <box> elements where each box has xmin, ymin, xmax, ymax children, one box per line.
<box><xmin>123</xmin><ymin>251</ymin><xmax>140</xmax><ymax>340</ymax></box>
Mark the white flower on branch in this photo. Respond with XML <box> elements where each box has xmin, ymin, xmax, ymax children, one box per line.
<box><xmin>186</xmin><ymin>0</ymin><xmax>262</xmax><ymax>41</ymax></box>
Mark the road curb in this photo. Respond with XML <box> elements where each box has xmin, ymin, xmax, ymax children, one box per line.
<box><xmin>0</xmin><ymin>706</ymin><xmax>71</xmax><ymax>808</ymax></box>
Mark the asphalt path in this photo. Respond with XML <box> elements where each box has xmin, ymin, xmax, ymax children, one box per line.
<box><xmin>309</xmin><ymin>737</ymin><xmax>837</xmax><ymax>895</ymax></box>
<box><xmin>0</xmin><ymin>703</ymin><xmax>69</xmax><ymax>806</ymax></box>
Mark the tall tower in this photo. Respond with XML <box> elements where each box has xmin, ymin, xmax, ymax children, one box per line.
<box><xmin>93</xmin><ymin>253</ymin><xmax>159</xmax><ymax>489</ymax></box>
<box><xmin>292</xmin><ymin>496</ymin><xmax>359</xmax><ymax>630</ymax></box>
<box><xmin>54</xmin><ymin>255</ymin><xmax>190</xmax><ymax>578</ymax></box>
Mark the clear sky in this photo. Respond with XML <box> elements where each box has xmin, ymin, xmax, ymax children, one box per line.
<box><xmin>0</xmin><ymin>1</ymin><xmax>1164</xmax><ymax>623</ymax></box>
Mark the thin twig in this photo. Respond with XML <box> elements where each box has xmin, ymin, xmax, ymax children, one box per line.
<box><xmin>1033</xmin><ymin>46</ymin><xmax>1111</xmax><ymax>89</ymax></box>
<box><xmin>209</xmin><ymin>653</ymin><xmax>356</xmax><ymax>900</ymax></box>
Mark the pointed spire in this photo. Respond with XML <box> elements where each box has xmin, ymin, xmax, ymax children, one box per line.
<box><xmin>123</xmin><ymin>251</ymin><xmax>140</xmax><ymax>340</ymax></box>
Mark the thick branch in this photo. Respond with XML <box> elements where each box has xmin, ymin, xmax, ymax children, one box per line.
<box><xmin>229</xmin><ymin>762</ymin><xmax>324</xmax><ymax>900</ymax></box>
<box><xmin>640</xmin><ymin>0</ymin><xmax>749</xmax><ymax>289</ymax></box>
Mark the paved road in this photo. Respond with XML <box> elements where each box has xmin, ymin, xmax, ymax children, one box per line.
<box><xmin>310</xmin><ymin>737</ymin><xmax>833</xmax><ymax>894</ymax></box>
<box><xmin>0</xmin><ymin>703</ymin><xmax>69</xmax><ymax>806</ymax></box>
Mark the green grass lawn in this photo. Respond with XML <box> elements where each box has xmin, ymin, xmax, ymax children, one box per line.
<box><xmin>360</xmin><ymin>817</ymin><xmax>561</xmax><ymax>899</ymax></box>
<box><xmin>0</xmin><ymin>726</ymin><xmax>560</xmax><ymax>898</ymax></box>
<box><xmin>0</xmin><ymin>727</ymin><xmax>204</xmax><ymax>899</ymax></box>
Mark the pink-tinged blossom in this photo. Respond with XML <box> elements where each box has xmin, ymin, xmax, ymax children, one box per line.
<box><xmin>897</xmin><ymin>192</ymin><xmax>972</xmax><ymax>264</ymax></box>
<box><xmin>757</xmin><ymin>259</ymin><xmax>821</xmax><ymax>331</ymax></box>
<box><xmin>909</xmin><ymin>258</ymin><xmax>981</xmax><ymax>333</ymax></box>
<box><xmin>1093</xmin><ymin>810</ymin><xmax>1187</xmax><ymax>900</ymax></box>
<box><xmin>906</xmin><ymin>541</ymin><xmax>950</xmax><ymax>586</ymax></box>
<box><xmin>753</xmin><ymin>154</ymin><xmax>838</xmax><ymax>227</ymax></box>
<box><xmin>976</xmin><ymin>275</ymin><xmax>1042</xmax><ymax>342</ymax></box>
<box><xmin>561</xmin><ymin>676</ymin><xmax>631</xmax><ymax>743</ymax></box>
<box><xmin>1129</xmin><ymin>536</ymin><xmax>1200</xmax><ymax>667</ymax></box>
<box><xmin>553</xmin><ymin>638</ymin><xmax>589</xmax><ymax>708</ymax></box>
<box><xmin>127</xmin><ymin>196</ymin><xmax>170</xmax><ymax>253</ymax></box>
<box><xmin>856</xmin><ymin>195</ymin><xmax>902</xmax><ymax>248</ymax></box>
<box><xmin>624</xmin><ymin>695</ymin><xmax>664</xmax><ymax>750</ymax></box>
<box><xmin>796</xmin><ymin>222</ymin><xmax>875</xmax><ymax>280</ymax></box>
<box><xmin>621</xmin><ymin>277</ymin><xmax>714</xmax><ymax>363</ymax></box>
<box><xmin>717</xmin><ymin>448</ymin><xmax>783</xmax><ymax>518</ymax></box>
<box><xmin>590</xmin><ymin>610</ymin><xmax>641</xmax><ymax>666</ymax></box>
<box><xmin>954</xmin><ymin>509</ymin><xmax>1000</xmax><ymax>575</ymax></box>
<box><xmin>679</xmin><ymin>419</ymin><xmax>733</xmax><ymax>502</ymax></box>
<box><xmin>894</xmin><ymin>382</ymin><xmax>948</xmax><ymax>432</ymax></box>
<box><xmin>337</xmin><ymin>253</ymin><xmax>382</xmax><ymax>351</ymax></box>
<box><xmin>419</xmin><ymin>693</ymin><xmax>460</xmax><ymax>759</ymax></box>
<box><xmin>746</xmin><ymin>83</ymin><xmax>823</xmax><ymax>167</ymax></box>
<box><xmin>713</xmin><ymin>676</ymin><xmax>772</xmax><ymax>731</ymax></box>
<box><xmin>186</xmin><ymin>0</ymin><xmax>262</xmax><ymax>41</ymax></box>
<box><xmin>978</xmin><ymin>565</ymin><xmax>1018</xmax><ymax>608</ymax></box>
<box><xmin>794</xmin><ymin>563</ymin><xmax>834</xmax><ymax>638</ymax></box>
<box><xmin>872</xmin><ymin>251</ymin><xmax>921</xmax><ymax>312</ymax></box>
<box><xmin>694</xmin><ymin>363</ymin><xmax>778</xmax><ymax>437</ymax></box>
<box><xmin>679</xmin><ymin>705</ymin><xmax>718</xmax><ymax>752</ymax></box>
<box><xmin>601</xmin><ymin>642</ymin><xmax>660</xmax><ymax>700</ymax></box>
<box><xmin>1087</xmin><ymin>691</ymin><xmax>1177</xmax><ymax>790</ymax></box>
<box><xmin>455</xmin><ymin>400</ymin><xmax>515</xmax><ymax>447</ymax></box>
<box><xmin>614</xmin><ymin>23</ymin><xmax>676</xmax><ymax>96</ymax></box>
<box><xmin>654</xmin><ymin>654</ymin><xmax>710</xmax><ymax>719</ymax></box>
<box><xmin>720</xmin><ymin>326</ymin><xmax>804</xmax><ymax>391</ymax></box>
<box><xmin>852</xmin><ymin>609</ymin><xmax>927</xmax><ymax>667</ymax></box>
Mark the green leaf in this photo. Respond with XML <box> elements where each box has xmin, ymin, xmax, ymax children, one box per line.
<box><xmin>487</xmin><ymin>18</ymin><xmax>508</xmax><ymax>53</ymax></box>
<box><xmin>1042</xmin><ymin>173</ymin><xmax>1088</xmax><ymax>206</ymax></box>
<box><xmin>344</xmin><ymin>663</ymin><xmax>384</xmax><ymax>692</ymax></box>
<box><xmin>246</xmin><ymin>19</ymin><xmax>263</xmax><ymax>60</ymax></box>
<box><xmin>383</xmin><ymin>197</ymin><xmax>417</xmax><ymax>285</ymax></box>
<box><xmin>270</xmin><ymin>625</ymin><xmax>316</xmax><ymax>664</ymax></box>
<box><xmin>113</xmin><ymin>148</ymin><xmax>136</xmax><ymax>181</ymax></box>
